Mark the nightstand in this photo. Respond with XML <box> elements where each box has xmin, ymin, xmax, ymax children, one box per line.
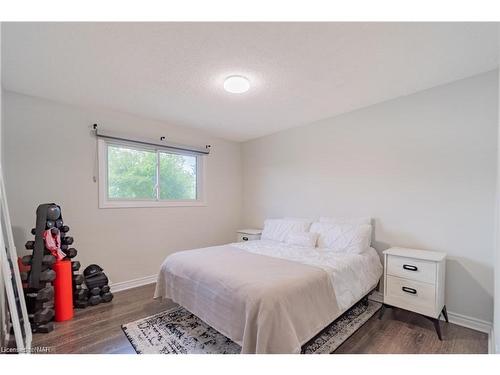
<box><xmin>236</xmin><ymin>229</ymin><xmax>262</xmax><ymax>242</ymax></box>
<box><xmin>380</xmin><ymin>247</ymin><xmax>447</xmax><ymax>340</ymax></box>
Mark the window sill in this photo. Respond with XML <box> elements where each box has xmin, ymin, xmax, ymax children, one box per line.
<box><xmin>98</xmin><ymin>200</ymin><xmax>207</xmax><ymax>209</ymax></box>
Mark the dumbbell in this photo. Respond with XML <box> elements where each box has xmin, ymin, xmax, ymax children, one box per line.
<box><xmin>88</xmin><ymin>295</ymin><xmax>101</xmax><ymax>306</ymax></box>
<box><xmin>101</xmin><ymin>285</ymin><xmax>110</xmax><ymax>294</ymax></box>
<box><xmin>31</xmin><ymin>228</ymin><xmax>36</xmax><ymax>235</ymax></box>
<box><xmin>29</xmin><ymin>308</ymin><xmax>54</xmax><ymax>324</ymax></box>
<box><xmin>40</xmin><ymin>269</ymin><xmax>56</xmax><ymax>282</ymax></box>
<box><xmin>72</xmin><ymin>261</ymin><xmax>81</xmax><ymax>272</ymax></box>
<box><xmin>60</xmin><ymin>225</ymin><xmax>70</xmax><ymax>233</ymax></box>
<box><xmin>72</xmin><ymin>274</ymin><xmax>84</xmax><ymax>285</ymax></box>
<box><xmin>46</xmin><ymin>220</ymin><xmax>55</xmax><ymax>229</ymax></box>
<box><xmin>55</xmin><ymin>219</ymin><xmax>63</xmax><ymax>228</ymax></box>
<box><xmin>25</xmin><ymin>241</ymin><xmax>35</xmax><ymax>250</ymax></box>
<box><xmin>61</xmin><ymin>236</ymin><xmax>74</xmax><ymax>245</ymax></box>
<box><xmin>33</xmin><ymin>322</ymin><xmax>54</xmax><ymax>333</ymax></box>
<box><xmin>50</xmin><ymin>227</ymin><xmax>59</xmax><ymax>235</ymax></box>
<box><xmin>74</xmin><ymin>300</ymin><xmax>88</xmax><ymax>309</ymax></box>
<box><xmin>73</xmin><ymin>287</ymin><xmax>88</xmax><ymax>301</ymax></box>
<box><xmin>89</xmin><ymin>287</ymin><xmax>101</xmax><ymax>296</ymax></box>
<box><xmin>27</xmin><ymin>286</ymin><xmax>54</xmax><ymax>302</ymax></box>
<box><xmin>62</xmin><ymin>247</ymin><xmax>77</xmax><ymax>259</ymax></box>
<box><xmin>101</xmin><ymin>292</ymin><xmax>113</xmax><ymax>303</ymax></box>
<box><xmin>22</xmin><ymin>254</ymin><xmax>56</xmax><ymax>267</ymax></box>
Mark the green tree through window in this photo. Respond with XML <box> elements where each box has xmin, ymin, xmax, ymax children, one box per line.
<box><xmin>107</xmin><ymin>144</ymin><xmax>197</xmax><ymax>200</ymax></box>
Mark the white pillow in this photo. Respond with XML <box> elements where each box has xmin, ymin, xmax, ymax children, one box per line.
<box><xmin>319</xmin><ymin>216</ymin><xmax>371</xmax><ymax>225</ymax></box>
<box><xmin>285</xmin><ymin>231</ymin><xmax>319</xmax><ymax>248</ymax></box>
<box><xmin>261</xmin><ymin>219</ymin><xmax>311</xmax><ymax>242</ymax></box>
<box><xmin>310</xmin><ymin>222</ymin><xmax>372</xmax><ymax>253</ymax></box>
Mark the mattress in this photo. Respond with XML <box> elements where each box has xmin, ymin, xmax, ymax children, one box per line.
<box><xmin>154</xmin><ymin>240</ymin><xmax>382</xmax><ymax>353</ymax></box>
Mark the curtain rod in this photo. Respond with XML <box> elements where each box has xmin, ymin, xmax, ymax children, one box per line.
<box><xmin>93</xmin><ymin>124</ymin><xmax>211</xmax><ymax>155</ymax></box>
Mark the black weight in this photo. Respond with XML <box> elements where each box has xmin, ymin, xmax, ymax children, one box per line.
<box><xmin>61</xmin><ymin>236</ymin><xmax>74</xmax><ymax>245</ymax></box>
<box><xmin>31</xmin><ymin>228</ymin><xmax>36</xmax><ymax>235</ymax></box>
<box><xmin>62</xmin><ymin>247</ymin><xmax>77</xmax><ymax>259</ymax></box>
<box><xmin>88</xmin><ymin>295</ymin><xmax>101</xmax><ymax>306</ymax></box>
<box><xmin>101</xmin><ymin>285</ymin><xmax>110</xmax><ymax>294</ymax></box>
<box><xmin>74</xmin><ymin>300</ymin><xmax>88</xmax><ymax>309</ymax></box>
<box><xmin>74</xmin><ymin>288</ymin><xmax>88</xmax><ymax>301</ymax></box>
<box><xmin>60</xmin><ymin>225</ymin><xmax>70</xmax><ymax>233</ymax></box>
<box><xmin>30</xmin><ymin>308</ymin><xmax>54</xmax><ymax>324</ymax></box>
<box><xmin>101</xmin><ymin>292</ymin><xmax>113</xmax><ymax>303</ymax></box>
<box><xmin>84</xmin><ymin>273</ymin><xmax>108</xmax><ymax>290</ymax></box>
<box><xmin>90</xmin><ymin>287</ymin><xmax>101</xmax><ymax>296</ymax></box>
<box><xmin>25</xmin><ymin>241</ymin><xmax>35</xmax><ymax>250</ymax></box>
<box><xmin>71</xmin><ymin>261</ymin><xmax>81</xmax><ymax>272</ymax></box>
<box><xmin>46</xmin><ymin>205</ymin><xmax>61</xmax><ymax>221</ymax></box>
<box><xmin>39</xmin><ymin>269</ymin><xmax>56</xmax><ymax>282</ymax></box>
<box><xmin>72</xmin><ymin>274</ymin><xmax>84</xmax><ymax>285</ymax></box>
<box><xmin>23</xmin><ymin>254</ymin><xmax>56</xmax><ymax>267</ymax></box>
<box><xmin>33</xmin><ymin>322</ymin><xmax>55</xmax><ymax>333</ymax></box>
<box><xmin>46</xmin><ymin>220</ymin><xmax>55</xmax><ymax>229</ymax></box>
<box><xmin>83</xmin><ymin>264</ymin><xmax>103</xmax><ymax>278</ymax></box>
<box><xmin>55</xmin><ymin>219</ymin><xmax>63</xmax><ymax>228</ymax></box>
<box><xmin>28</xmin><ymin>286</ymin><xmax>54</xmax><ymax>302</ymax></box>
<box><xmin>50</xmin><ymin>227</ymin><xmax>59</xmax><ymax>235</ymax></box>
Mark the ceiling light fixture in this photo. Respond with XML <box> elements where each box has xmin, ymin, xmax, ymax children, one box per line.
<box><xmin>224</xmin><ymin>75</ymin><xmax>250</xmax><ymax>94</ymax></box>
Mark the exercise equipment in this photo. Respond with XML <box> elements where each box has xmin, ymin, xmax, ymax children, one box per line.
<box><xmin>88</xmin><ymin>295</ymin><xmax>101</xmax><ymax>306</ymax></box>
<box><xmin>46</xmin><ymin>205</ymin><xmax>61</xmax><ymax>221</ymax></box>
<box><xmin>71</xmin><ymin>261</ymin><xmax>81</xmax><ymax>272</ymax></box>
<box><xmin>53</xmin><ymin>260</ymin><xmax>73</xmax><ymax>322</ymax></box>
<box><xmin>83</xmin><ymin>264</ymin><xmax>113</xmax><ymax>304</ymax></box>
<box><xmin>61</xmin><ymin>236</ymin><xmax>74</xmax><ymax>245</ymax></box>
<box><xmin>30</xmin><ymin>308</ymin><xmax>54</xmax><ymax>324</ymax></box>
<box><xmin>55</xmin><ymin>219</ymin><xmax>63</xmax><ymax>228</ymax></box>
<box><xmin>46</xmin><ymin>220</ymin><xmax>55</xmax><ymax>229</ymax></box>
<box><xmin>101</xmin><ymin>292</ymin><xmax>114</xmax><ymax>303</ymax></box>
<box><xmin>72</xmin><ymin>274</ymin><xmax>84</xmax><ymax>285</ymax></box>
<box><xmin>62</xmin><ymin>247</ymin><xmax>77</xmax><ymax>259</ymax></box>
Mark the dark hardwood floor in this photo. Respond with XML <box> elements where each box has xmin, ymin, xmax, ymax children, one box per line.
<box><xmin>32</xmin><ymin>283</ymin><xmax>488</xmax><ymax>354</ymax></box>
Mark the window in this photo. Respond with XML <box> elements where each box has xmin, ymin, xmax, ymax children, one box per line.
<box><xmin>98</xmin><ymin>139</ymin><xmax>205</xmax><ymax>208</ymax></box>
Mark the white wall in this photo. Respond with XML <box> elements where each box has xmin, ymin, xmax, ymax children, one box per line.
<box><xmin>242</xmin><ymin>71</ymin><xmax>498</xmax><ymax>323</ymax></box>
<box><xmin>2</xmin><ymin>91</ymin><xmax>242</xmax><ymax>285</ymax></box>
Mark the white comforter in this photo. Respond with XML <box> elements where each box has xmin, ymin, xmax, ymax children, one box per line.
<box><xmin>232</xmin><ymin>240</ymin><xmax>383</xmax><ymax>311</ymax></box>
<box><xmin>155</xmin><ymin>240</ymin><xmax>382</xmax><ymax>353</ymax></box>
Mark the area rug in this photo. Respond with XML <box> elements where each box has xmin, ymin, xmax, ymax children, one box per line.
<box><xmin>122</xmin><ymin>299</ymin><xmax>381</xmax><ymax>354</ymax></box>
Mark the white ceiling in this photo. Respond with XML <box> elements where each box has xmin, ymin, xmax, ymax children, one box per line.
<box><xmin>2</xmin><ymin>22</ymin><xmax>498</xmax><ymax>142</ymax></box>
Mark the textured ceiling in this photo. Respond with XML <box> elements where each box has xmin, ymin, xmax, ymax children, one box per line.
<box><xmin>2</xmin><ymin>22</ymin><xmax>498</xmax><ymax>141</ymax></box>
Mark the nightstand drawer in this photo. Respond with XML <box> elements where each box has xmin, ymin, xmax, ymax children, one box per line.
<box><xmin>387</xmin><ymin>255</ymin><xmax>436</xmax><ymax>284</ymax></box>
<box><xmin>385</xmin><ymin>275</ymin><xmax>436</xmax><ymax>317</ymax></box>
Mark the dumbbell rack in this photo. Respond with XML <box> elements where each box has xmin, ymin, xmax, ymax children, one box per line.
<box><xmin>22</xmin><ymin>203</ymin><xmax>85</xmax><ymax>333</ymax></box>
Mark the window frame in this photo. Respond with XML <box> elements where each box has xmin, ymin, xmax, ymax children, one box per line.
<box><xmin>98</xmin><ymin>138</ymin><xmax>206</xmax><ymax>208</ymax></box>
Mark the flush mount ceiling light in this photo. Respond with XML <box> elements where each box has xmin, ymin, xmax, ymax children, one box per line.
<box><xmin>223</xmin><ymin>75</ymin><xmax>250</xmax><ymax>94</ymax></box>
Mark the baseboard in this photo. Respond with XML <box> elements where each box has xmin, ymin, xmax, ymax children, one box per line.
<box><xmin>110</xmin><ymin>274</ymin><xmax>157</xmax><ymax>293</ymax></box>
<box><xmin>370</xmin><ymin>291</ymin><xmax>492</xmax><ymax>334</ymax></box>
<box><xmin>445</xmin><ymin>311</ymin><xmax>492</xmax><ymax>334</ymax></box>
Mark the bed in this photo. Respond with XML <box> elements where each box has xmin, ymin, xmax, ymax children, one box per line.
<box><xmin>154</xmin><ymin>232</ymin><xmax>383</xmax><ymax>354</ymax></box>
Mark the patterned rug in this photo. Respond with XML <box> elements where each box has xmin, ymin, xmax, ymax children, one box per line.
<box><xmin>122</xmin><ymin>299</ymin><xmax>381</xmax><ymax>354</ymax></box>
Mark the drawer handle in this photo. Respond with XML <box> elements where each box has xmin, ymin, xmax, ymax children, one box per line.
<box><xmin>402</xmin><ymin>286</ymin><xmax>417</xmax><ymax>295</ymax></box>
<box><xmin>242</xmin><ymin>236</ymin><xmax>249</xmax><ymax>241</ymax></box>
<box><xmin>403</xmin><ymin>264</ymin><xmax>418</xmax><ymax>271</ymax></box>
